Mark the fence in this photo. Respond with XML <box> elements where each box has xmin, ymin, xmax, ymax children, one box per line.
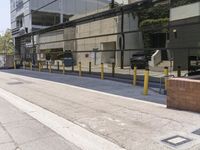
<box><xmin>15</xmin><ymin>48</ymin><xmax>200</xmax><ymax>95</ymax></box>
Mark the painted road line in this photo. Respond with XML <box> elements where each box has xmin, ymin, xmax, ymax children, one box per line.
<box><xmin>0</xmin><ymin>88</ymin><xmax>125</xmax><ymax>150</ymax></box>
<box><xmin>0</xmin><ymin>71</ymin><xmax>165</xmax><ymax>107</ymax></box>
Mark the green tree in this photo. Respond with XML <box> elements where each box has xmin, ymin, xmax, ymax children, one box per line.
<box><xmin>0</xmin><ymin>29</ymin><xmax>14</xmax><ymax>54</ymax></box>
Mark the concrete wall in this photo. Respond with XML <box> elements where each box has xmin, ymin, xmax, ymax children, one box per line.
<box><xmin>74</xmin><ymin>12</ymin><xmax>143</xmax><ymax>67</ymax></box>
<box><xmin>0</xmin><ymin>55</ymin><xmax>14</xmax><ymax>68</ymax></box>
<box><xmin>63</xmin><ymin>27</ymin><xmax>76</xmax><ymax>51</ymax></box>
<box><xmin>75</xmin><ymin>16</ymin><xmax>118</xmax><ymax>66</ymax></box>
<box><xmin>128</xmin><ymin>0</ymin><xmax>142</xmax><ymax>4</ymax></box>
<box><xmin>39</xmin><ymin>30</ymin><xmax>64</xmax><ymax>50</ymax></box>
<box><xmin>170</xmin><ymin>2</ymin><xmax>200</xmax><ymax>21</ymax></box>
<box><xmin>117</xmin><ymin>13</ymin><xmax>144</xmax><ymax>67</ymax></box>
<box><xmin>35</xmin><ymin>12</ymin><xmax>144</xmax><ymax>67</ymax></box>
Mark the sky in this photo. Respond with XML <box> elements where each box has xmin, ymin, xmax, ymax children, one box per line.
<box><xmin>0</xmin><ymin>1</ymin><xmax>10</xmax><ymax>35</ymax></box>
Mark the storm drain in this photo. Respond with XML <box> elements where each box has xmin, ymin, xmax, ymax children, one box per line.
<box><xmin>162</xmin><ymin>135</ymin><xmax>192</xmax><ymax>147</ymax></box>
<box><xmin>192</xmin><ymin>129</ymin><xmax>200</xmax><ymax>136</ymax></box>
<box><xmin>7</xmin><ymin>82</ymin><xmax>24</xmax><ymax>85</ymax></box>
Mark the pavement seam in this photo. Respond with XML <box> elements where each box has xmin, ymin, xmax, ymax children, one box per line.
<box><xmin>0</xmin><ymin>122</ymin><xmax>19</xmax><ymax>149</ymax></box>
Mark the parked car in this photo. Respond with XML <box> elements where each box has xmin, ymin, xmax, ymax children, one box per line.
<box><xmin>130</xmin><ymin>52</ymin><xmax>149</xmax><ymax>69</ymax></box>
<box><xmin>63</xmin><ymin>51</ymin><xmax>74</xmax><ymax>67</ymax></box>
<box><xmin>53</xmin><ymin>50</ymin><xmax>74</xmax><ymax>67</ymax></box>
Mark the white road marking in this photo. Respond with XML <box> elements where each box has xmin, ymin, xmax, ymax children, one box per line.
<box><xmin>0</xmin><ymin>88</ymin><xmax>125</xmax><ymax>150</ymax></box>
<box><xmin>0</xmin><ymin>71</ymin><xmax>165</xmax><ymax>107</ymax></box>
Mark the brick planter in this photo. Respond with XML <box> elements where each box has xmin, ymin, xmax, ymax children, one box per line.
<box><xmin>167</xmin><ymin>78</ymin><xmax>200</xmax><ymax>113</ymax></box>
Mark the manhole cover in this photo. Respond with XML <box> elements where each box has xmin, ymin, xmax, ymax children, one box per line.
<box><xmin>192</xmin><ymin>129</ymin><xmax>200</xmax><ymax>136</ymax></box>
<box><xmin>7</xmin><ymin>82</ymin><xmax>24</xmax><ymax>85</ymax></box>
<box><xmin>162</xmin><ymin>135</ymin><xmax>192</xmax><ymax>147</ymax></box>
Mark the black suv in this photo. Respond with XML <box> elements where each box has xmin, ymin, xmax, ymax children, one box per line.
<box><xmin>130</xmin><ymin>52</ymin><xmax>148</xmax><ymax>69</ymax></box>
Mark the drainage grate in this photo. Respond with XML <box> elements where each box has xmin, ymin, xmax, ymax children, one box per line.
<box><xmin>7</xmin><ymin>82</ymin><xmax>24</xmax><ymax>85</ymax></box>
<box><xmin>162</xmin><ymin>135</ymin><xmax>192</xmax><ymax>147</ymax></box>
<box><xmin>192</xmin><ymin>129</ymin><xmax>200</xmax><ymax>136</ymax></box>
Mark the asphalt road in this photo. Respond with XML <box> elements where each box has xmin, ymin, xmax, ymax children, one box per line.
<box><xmin>0</xmin><ymin>70</ymin><xmax>200</xmax><ymax>150</ymax></box>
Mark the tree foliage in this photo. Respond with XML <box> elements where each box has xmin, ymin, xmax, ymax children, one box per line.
<box><xmin>0</xmin><ymin>30</ymin><xmax>14</xmax><ymax>54</ymax></box>
<box><xmin>138</xmin><ymin>3</ymin><xmax>169</xmax><ymax>24</ymax></box>
<box><xmin>137</xmin><ymin>2</ymin><xmax>169</xmax><ymax>48</ymax></box>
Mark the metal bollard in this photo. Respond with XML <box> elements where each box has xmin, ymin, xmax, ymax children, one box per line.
<box><xmin>49</xmin><ymin>64</ymin><xmax>52</xmax><ymax>73</ymax></box>
<box><xmin>23</xmin><ymin>61</ymin><xmax>25</xmax><ymax>69</ymax></box>
<box><xmin>47</xmin><ymin>62</ymin><xmax>49</xmax><ymax>70</ymax></box>
<box><xmin>63</xmin><ymin>63</ymin><xmax>65</xmax><ymax>74</ymax></box>
<box><xmin>133</xmin><ymin>66</ymin><xmax>137</xmax><ymax>86</ymax></box>
<box><xmin>39</xmin><ymin>62</ymin><xmax>41</xmax><ymax>72</ymax></box>
<box><xmin>112</xmin><ymin>63</ymin><xmax>115</xmax><ymax>77</ymax></box>
<box><xmin>143</xmin><ymin>69</ymin><xmax>149</xmax><ymax>96</ymax></box>
<box><xmin>177</xmin><ymin>66</ymin><xmax>181</xmax><ymax>77</ymax></box>
<box><xmin>101</xmin><ymin>63</ymin><xmax>104</xmax><ymax>80</ymax></box>
<box><xmin>79</xmin><ymin>62</ymin><xmax>82</xmax><ymax>76</ymax></box>
<box><xmin>57</xmin><ymin>61</ymin><xmax>60</xmax><ymax>71</ymax></box>
<box><xmin>30</xmin><ymin>62</ymin><xmax>32</xmax><ymax>71</ymax></box>
<box><xmin>72</xmin><ymin>61</ymin><xmax>74</xmax><ymax>72</ymax></box>
<box><xmin>89</xmin><ymin>62</ymin><xmax>92</xmax><ymax>74</ymax></box>
<box><xmin>164</xmin><ymin>67</ymin><xmax>169</xmax><ymax>91</ymax></box>
<box><xmin>14</xmin><ymin>61</ymin><xmax>16</xmax><ymax>69</ymax></box>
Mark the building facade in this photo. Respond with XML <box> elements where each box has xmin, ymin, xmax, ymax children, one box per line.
<box><xmin>169</xmin><ymin>1</ymin><xmax>200</xmax><ymax>70</ymax></box>
<box><xmin>10</xmin><ymin>0</ymin><xmax>110</xmax><ymax>37</ymax></box>
<box><xmin>37</xmin><ymin>3</ymin><xmax>144</xmax><ymax>67</ymax></box>
<box><xmin>10</xmin><ymin>0</ymin><xmax>111</xmax><ymax>61</ymax></box>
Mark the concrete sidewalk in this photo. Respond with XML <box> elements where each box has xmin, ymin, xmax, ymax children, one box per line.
<box><xmin>0</xmin><ymin>97</ymin><xmax>80</xmax><ymax>150</ymax></box>
<box><xmin>1</xmin><ymin>69</ymin><xmax>166</xmax><ymax>104</ymax></box>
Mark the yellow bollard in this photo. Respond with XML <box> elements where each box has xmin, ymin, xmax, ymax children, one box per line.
<box><xmin>112</xmin><ymin>63</ymin><xmax>115</xmax><ymax>77</ymax></box>
<box><xmin>143</xmin><ymin>69</ymin><xmax>149</xmax><ymax>96</ymax></box>
<box><xmin>79</xmin><ymin>62</ymin><xmax>82</xmax><ymax>76</ymax></box>
<box><xmin>39</xmin><ymin>62</ymin><xmax>41</xmax><ymax>72</ymax></box>
<box><xmin>63</xmin><ymin>63</ymin><xmax>65</xmax><ymax>74</ymax></box>
<box><xmin>41</xmin><ymin>63</ymin><xmax>43</xmax><ymax>70</ymax></box>
<box><xmin>30</xmin><ymin>62</ymin><xmax>32</xmax><ymax>70</ymax></box>
<box><xmin>133</xmin><ymin>66</ymin><xmax>137</xmax><ymax>86</ymax></box>
<box><xmin>164</xmin><ymin>67</ymin><xmax>169</xmax><ymax>91</ymax></box>
<box><xmin>101</xmin><ymin>63</ymin><xmax>104</xmax><ymax>80</ymax></box>
<box><xmin>23</xmin><ymin>61</ymin><xmax>25</xmax><ymax>69</ymax></box>
<box><xmin>14</xmin><ymin>61</ymin><xmax>16</xmax><ymax>69</ymax></box>
<box><xmin>89</xmin><ymin>62</ymin><xmax>92</xmax><ymax>74</ymax></box>
<box><xmin>49</xmin><ymin>64</ymin><xmax>52</xmax><ymax>73</ymax></box>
